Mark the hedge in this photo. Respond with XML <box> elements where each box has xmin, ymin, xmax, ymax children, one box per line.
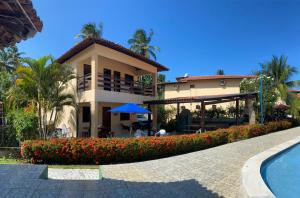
<box><xmin>21</xmin><ymin>120</ymin><xmax>293</xmax><ymax>164</ymax></box>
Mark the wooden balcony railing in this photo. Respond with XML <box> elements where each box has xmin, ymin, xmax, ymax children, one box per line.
<box><xmin>77</xmin><ymin>73</ymin><xmax>155</xmax><ymax>96</ymax></box>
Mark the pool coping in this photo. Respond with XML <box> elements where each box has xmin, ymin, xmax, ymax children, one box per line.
<box><xmin>241</xmin><ymin>135</ymin><xmax>300</xmax><ymax>198</ymax></box>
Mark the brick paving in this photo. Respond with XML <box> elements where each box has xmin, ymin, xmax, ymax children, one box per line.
<box><xmin>0</xmin><ymin>127</ymin><xmax>299</xmax><ymax>198</ymax></box>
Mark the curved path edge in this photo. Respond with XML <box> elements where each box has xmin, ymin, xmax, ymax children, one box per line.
<box><xmin>241</xmin><ymin>135</ymin><xmax>300</xmax><ymax>198</ymax></box>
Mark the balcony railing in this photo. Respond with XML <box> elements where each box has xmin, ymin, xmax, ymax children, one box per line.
<box><xmin>77</xmin><ymin>73</ymin><xmax>155</xmax><ymax>96</ymax></box>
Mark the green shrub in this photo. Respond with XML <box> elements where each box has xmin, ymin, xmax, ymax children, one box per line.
<box><xmin>7</xmin><ymin>110</ymin><xmax>39</xmax><ymax>142</ymax></box>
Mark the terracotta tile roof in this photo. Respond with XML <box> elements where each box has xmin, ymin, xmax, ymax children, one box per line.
<box><xmin>144</xmin><ymin>92</ymin><xmax>258</xmax><ymax>105</ymax></box>
<box><xmin>176</xmin><ymin>75</ymin><xmax>256</xmax><ymax>82</ymax></box>
<box><xmin>288</xmin><ymin>89</ymin><xmax>300</xmax><ymax>93</ymax></box>
<box><xmin>159</xmin><ymin>75</ymin><xmax>256</xmax><ymax>85</ymax></box>
<box><xmin>56</xmin><ymin>37</ymin><xmax>169</xmax><ymax>72</ymax></box>
<box><xmin>0</xmin><ymin>0</ymin><xmax>43</xmax><ymax>47</ymax></box>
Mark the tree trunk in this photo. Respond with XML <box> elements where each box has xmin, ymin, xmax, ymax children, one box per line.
<box><xmin>38</xmin><ymin>102</ymin><xmax>43</xmax><ymax>138</ymax></box>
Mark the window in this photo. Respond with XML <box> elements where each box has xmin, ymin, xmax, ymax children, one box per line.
<box><xmin>125</xmin><ymin>74</ymin><xmax>134</xmax><ymax>92</ymax></box>
<box><xmin>190</xmin><ymin>84</ymin><xmax>195</xmax><ymax>88</ymax></box>
<box><xmin>220</xmin><ymin>79</ymin><xmax>226</xmax><ymax>86</ymax></box>
<box><xmin>120</xmin><ymin>113</ymin><xmax>130</xmax><ymax>121</ymax></box>
<box><xmin>125</xmin><ymin>74</ymin><xmax>134</xmax><ymax>86</ymax></box>
<box><xmin>83</xmin><ymin>64</ymin><xmax>91</xmax><ymax>76</ymax></box>
<box><xmin>114</xmin><ymin>71</ymin><xmax>121</xmax><ymax>92</ymax></box>
<box><xmin>82</xmin><ymin>107</ymin><xmax>91</xmax><ymax>123</ymax></box>
<box><xmin>103</xmin><ymin>69</ymin><xmax>111</xmax><ymax>91</ymax></box>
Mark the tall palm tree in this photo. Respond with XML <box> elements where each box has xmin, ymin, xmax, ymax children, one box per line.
<box><xmin>216</xmin><ymin>69</ymin><xmax>224</xmax><ymax>75</ymax></box>
<box><xmin>262</xmin><ymin>55</ymin><xmax>300</xmax><ymax>101</ymax></box>
<box><xmin>0</xmin><ymin>45</ymin><xmax>24</xmax><ymax>73</ymax></box>
<box><xmin>15</xmin><ymin>56</ymin><xmax>75</xmax><ymax>139</ymax></box>
<box><xmin>75</xmin><ymin>22</ymin><xmax>103</xmax><ymax>40</ymax></box>
<box><xmin>128</xmin><ymin>29</ymin><xmax>160</xmax><ymax>60</ymax></box>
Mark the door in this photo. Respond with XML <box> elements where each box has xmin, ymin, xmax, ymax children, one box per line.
<box><xmin>102</xmin><ymin>107</ymin><xmax>111</xmax><ymax>129</ymax></box>
<box><xmin>103</xmin><ymin>69</ymin><xmax>111</xmax><ymax>91</ymax></box>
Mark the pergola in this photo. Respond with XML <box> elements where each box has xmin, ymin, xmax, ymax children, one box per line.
<box><xmin>0</xmin><ymin>0</ymin><xmax>43</xmax><ymax>48</ymax></box>
<box><xmin>144</xmin><ymin>92</ymin><xmax>258</xmax><ymax>133</ymax></box>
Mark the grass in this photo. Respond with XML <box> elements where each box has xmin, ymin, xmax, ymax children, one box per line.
<box><xmin>0</xmin><ymin>157</ymin><xmax>99</xmax><ymax>169</ymax></box>
<box><xmin>0</xmin><ymin>157</ymin><xmax>24</xmax><ymax>164</ymax></box>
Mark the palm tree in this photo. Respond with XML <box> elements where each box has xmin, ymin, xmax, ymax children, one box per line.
<box><xmin>262</xmin><ymin>55</ymin><xmax>300</xmax><ymax>101</ymax></box>
<box><xmin>262</xmin><ymin>55</ymin><xmax>300</xmax><ymax>116</ymax></box>
<box><xmin>15</xmin><ymin>56</ymin><xmax>75</xmax><ymax>139</ymax></box>
<box><xmin>0</xmin><ymin>45</ymin><xmax>24</xmax><ymax>73</ymax></box>
<box><xmin>216</xmin><ymin>69</ymin><xmax>224</xmax><ymax>75</ymax></box>
<box><xmin>128</xmin><ymin>29</ymin><xmax>160</xmax><ymax>60</ymax></box>
<box><xmin>75</xmin><ymin>22</ymin><xmax>103</xmax><ymax>40</ymax></box>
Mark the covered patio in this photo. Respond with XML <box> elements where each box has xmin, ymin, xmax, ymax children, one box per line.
<box><xmin>144</xmin><ymin>92</ymin><xmax>258</xmax><ymax>133</ymax></box>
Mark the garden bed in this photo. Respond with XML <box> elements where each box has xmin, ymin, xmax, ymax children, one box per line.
<box><xmin>21</xmin><ymin>120</ymin><xmax>293</xmax><ymax>165</ymax></box>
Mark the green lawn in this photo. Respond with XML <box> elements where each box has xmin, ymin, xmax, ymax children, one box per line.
<box><xmin>0</xmin><ymin>157</ymin><xmax>99</xmax><ymax>169</ymax></box>
<box><xmin>0</xmin><ymin>157</ymin><xmax>24</xmax><ymax>164</ymax></box>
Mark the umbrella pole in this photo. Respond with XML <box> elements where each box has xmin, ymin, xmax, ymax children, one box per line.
<box><xmin>147</xmin><ymin>104</ymin><xmax>151</xmax><ymax>136</ymax></box>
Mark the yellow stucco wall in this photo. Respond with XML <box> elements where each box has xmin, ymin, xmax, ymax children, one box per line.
<box><xmin>164</xmin><ymin>78</ymin><xmax>243</xmax><ymax>112</ymax></box>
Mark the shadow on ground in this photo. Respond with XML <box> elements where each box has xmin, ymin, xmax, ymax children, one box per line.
<box><xmin>1</xmin><ymin>178</ymin><xmax>223</xmax><ymax>198</ymax></box>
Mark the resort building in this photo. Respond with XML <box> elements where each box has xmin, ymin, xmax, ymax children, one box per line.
<box><xmin>56</xmin><ymin>38</ymin><xmax>168</xmax><ymax>137</ymax></box>
<box><xmin>160</xmin><ymin>75</ymin><xmax>255</xmax><ymax>111</ymax></box>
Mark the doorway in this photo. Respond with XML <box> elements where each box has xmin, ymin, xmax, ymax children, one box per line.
<box><xmin>102</xmin><ymin>107</ymin><xmax>111</xmax><ymax>128</ymax></box>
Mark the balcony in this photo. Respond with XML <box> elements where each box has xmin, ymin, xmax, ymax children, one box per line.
<box><xmin>77</xmin><ymin>73</ymin><xmax>155</xmax><ymax>97</ymax></box>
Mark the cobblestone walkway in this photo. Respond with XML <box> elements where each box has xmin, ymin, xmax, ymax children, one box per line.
<box><xmin>101</xmin><ymin>127</ymin><xmax>300</xmax><ymax>198</ymax></box>
<box><xmin>0</xmin><ymin>127</ymin><xmax>299</xmax><ymax>198</ymax></box>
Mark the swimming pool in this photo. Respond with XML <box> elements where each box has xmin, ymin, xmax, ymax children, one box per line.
<box><xmin>261</xmin><ymin>143</ymin><xmax>300</xmax><ymax>198</ymax></box>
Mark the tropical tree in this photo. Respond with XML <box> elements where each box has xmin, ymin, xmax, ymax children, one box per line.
<box><xmin>262</xmin><ymin>55</ymin><xmax>300</xmax><ymax>101</ymax></box>
<box><xmin>240</xmin><ymin>75</ymin><xmax>279</xmax><ymax>120</ymax></box>
<box><xmin>0</xmin><ymin>45</ymin><xmax>24</xmax><ymax>73</ymax></box>
<box><xmin>128</xmin><ymin>29</ymin><xmax>160</xmax><ymax>60</ymax></box>
<box><xmin>75</xmin><ymin>22</ymin><xmax>103</xmax><ymax>39</ymax></box>
<box><xmin>216</xmin><ymin>69</ymin><xmax>224</xmax><ymax>75</ymax></box>
<box><xmin>15</xmin><ymin>56</ymin><xmax>75</xmax><ymax>139</ymax></box>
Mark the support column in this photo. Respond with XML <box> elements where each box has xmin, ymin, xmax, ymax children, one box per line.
<box><xmin>152</xmin><ymin>73</ymin><xmax>157</xmax><ymax>97</ymax></box>
<box><xmin>147</xmin><ymin>104</ymin><xmax>151</xmax><ymax>136</ymax></box>
<box><xmin>235</xmin><ymin>99</ymin><xmax>239</xmax><ymax>125</ymax></box>
<box><xmin>91</xmin><ymin>54</ymin><xmax>99</xmax><ymax>90</ymax></box>
<box><xmin>151</xmin><ymin>105</ymin><xmax>157</xmax><ymax>130</ymax></box>
<box><xmin>201</xmin><ymin>101</ymin><xmax>205</xmax><ymax>132</ymax></box>
<box><xmin>90</xmin><ymin>101</ymin><xmax>99</xmax><ymax>137</ymax></box>
<box><xmin>176</xmin><ymin>103</ymin><xmax>180</xmax><ymax>118</ymax></box>
<box><xmin>246</xmin><ymin>98</ymin><xmax>256</xmax><ymax>125</ymax></box>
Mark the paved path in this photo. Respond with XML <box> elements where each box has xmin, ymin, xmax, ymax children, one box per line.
<box><xmin>0</xmin><ymin>127</ymin><xmax>299</xmax><ymax>198</ymax></box>
<box><xmin>101</xmin><ymin>127</ymin><xmax>300</xmax><ymax>198</ymax></box>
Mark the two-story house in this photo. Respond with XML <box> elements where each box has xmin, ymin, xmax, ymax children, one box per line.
<box><xmin>160</xmin><ymin>75</ymin><xmax>255</xmax><ymax>111</ymax></box>
<box><xmin>56</xmin><ymin>38</ymin><xmax>168</xmax><ymax>137</ymax></box>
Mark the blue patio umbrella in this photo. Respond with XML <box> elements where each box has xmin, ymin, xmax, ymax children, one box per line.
<box><xmin>109</xmin><ymin>103</ymin><xmax>151</xmax><ymax>114</ymax></box>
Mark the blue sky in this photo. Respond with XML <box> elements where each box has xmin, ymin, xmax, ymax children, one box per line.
<box><xmin>18</xmin><ymin>0</ymin><xmax>300</xmax><ymax>82</ymax></box>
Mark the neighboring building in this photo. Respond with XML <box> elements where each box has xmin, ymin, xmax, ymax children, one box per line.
<box><xmin>160</xmin><ymin>75</ymin><xmax>255</xmax><ymax>111</ymax></box>
<box><xmin>0</xmin><ymin>0</ymin><xmax>42</xmax><ymax>48</ymax></box>
<box><xmin>56</xmin><ymin>38</ymin><xmax>168</xmax><ymax>137</ymax></box>
<box><xmin>289</xmin><ymin>89</ymin><xmax>300</xmax><ymax>98</ymax></box>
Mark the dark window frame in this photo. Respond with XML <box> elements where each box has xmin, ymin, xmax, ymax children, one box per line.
<box><xmin>82</xmin><ymin>106</ymin><xmax>91</xmax><ymax>123</ymax></box>
<box><xmin>114</xmin><ymin>71</ymin><xmax>121</xmax><ymax>92</ymax></box>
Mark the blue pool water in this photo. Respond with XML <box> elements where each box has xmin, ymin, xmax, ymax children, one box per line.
<box><xmin>261</xmin><ymin>143</ymin><xmax>300</xmax><ymax>198</ymax></box>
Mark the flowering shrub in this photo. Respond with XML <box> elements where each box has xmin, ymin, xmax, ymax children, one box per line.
<box><xmin>21</xmin><ymin>120</ymin><xmax>293</xmax><ymax>164</ymax></box>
